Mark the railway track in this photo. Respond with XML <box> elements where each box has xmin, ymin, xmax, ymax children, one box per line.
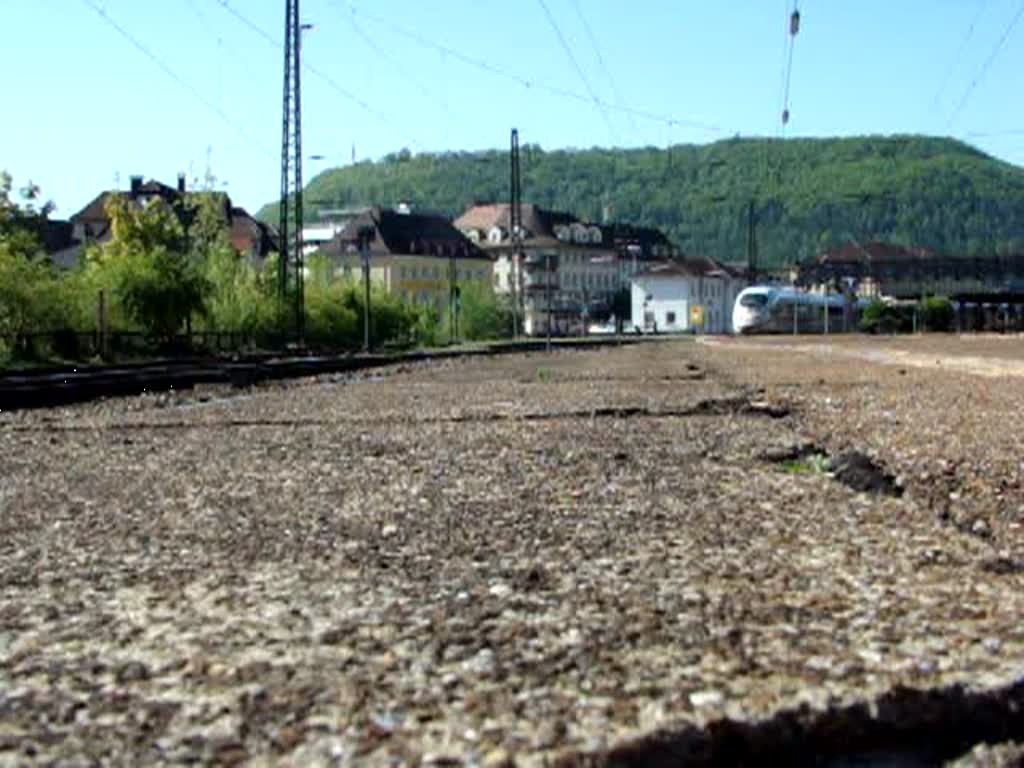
<box><xmin>0</xmin><ymin>337</ymin><xmax>642</xmax><ymax>411</ymax></box>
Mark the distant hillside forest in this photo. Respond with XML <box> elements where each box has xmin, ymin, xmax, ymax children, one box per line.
<box><xmin>259</xmin><ymin>136</ymin><xmax>1024</xmax><ymax>267</ymax></box>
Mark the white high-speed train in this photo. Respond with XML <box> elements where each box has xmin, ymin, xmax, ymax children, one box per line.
<box><xmin>732</xmin><ymin>285</ymin><xmax>865</xmax><ymax>334</ymax></box>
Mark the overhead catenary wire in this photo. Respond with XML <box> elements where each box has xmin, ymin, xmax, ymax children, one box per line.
<box><xmin>931</xmin><ymin>0</ymin><xmax>990</xmax><ymax>114</ymax></box>
<box><xmin>343</xmin><ymin>1</ymin><xmax>723</xmax><ymax>135</ymax></box>
<box><xmin>184</xmin><ymin>0</ymin><xmax>224</xmax><ymax>46</ymax></box>
<box><xmin>776</xmin><ymin>0</ymin><xmax>793</xmax><ymax>135</ymax></box>
<box><xmin>183</xmin><ymin>0</ymin><xmax>227</xmax><ymax>113</ymax></box>
<box><xmin>780</xmin><ymin>0</ymin><xmax>801</xmax><ymax>135</ymax></box>
<box><xmin>77</xmin><ymin>0</ymin><xmax>274</xmax><ymax>160</ymax></box>
<box><xmin>211</xmin><ymin>0</ymin><xmax>423</xmax><ymax>150</ymax></box>
<box><xmin>947</xmin><ymin>0</ymin><xmax>1024</xmax><ymax>129</ymax></box>
<box><xmin>326</xmin><ymin>0</ymin><xmax>455</xmax><ymax>121</ymax></box>
<box><xmin>536</xmin><ymin>0</ymin><xmax>618</xmax><ymax>142</ymax></box>
<box><xmin>567</xmin><ymin>0</ymin><xmax>636</xmax><ymax>132</ymax></box>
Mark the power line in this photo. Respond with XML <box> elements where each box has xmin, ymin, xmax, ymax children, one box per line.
<box><xmin>966</xmin><ymin>128</ymin><xmax>1024</xmax><ymax>139</ymax></box>
<box><xmin>537</xmin><ymin>0</ymin><xmax>617</xmax><ymax>142</ymax></box>
<box><xmin>212</xmin><ymin>0</ymin><xmax>423</xmax><ymax>150</ymax></box>
<box><xmin>780</xmin><ymin>1</ymin><xmax>801</xmax><ymax>136</ymax></box>
<box><xmin>931</xmin><ymin>0</ymin><xmax>990</xmax><ymax>114</ymax></box>
<box><xmin>326</xmin><ymin>0</ymin><xmax>455</xmax><ymax>121</ymax></box>
<box><xmin>948</xmin><ymin>0</ymin><xmax>1024</xmax><ymax>128</ymax></box>
<box><xmin>184</xmin><ymin>0</ymin><xmax>223</xmax><ymax>45</ymax></box>
<box><xmin>77</xmin><ymin>0</ymin><xmax>274</xmax><ymax>160</ymax></box>
<box><xmin>567</xmin><ymin>0</ymin><xmax>635</xmax><ymax>132</ymax></box>
<box><xmin>344</xmin><ymin>1</ymin><xmax>723</xmax><ymax>134</ymax></box>
<box><xmin>776</xmin><ymin>0</ymin><xmax>793</xmax><ymax>135</ymax></box>
<box><xmin>183</xmin><ymin>0</ymin><xmax>229</xmax><ymax>112</ymax></box>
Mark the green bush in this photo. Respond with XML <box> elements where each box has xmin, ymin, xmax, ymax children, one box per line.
<box><xmin>305</xmin><ymin>280</ymin><xmax>361</xmax><ymax>349</ymax></box>
<box><xmin>442</xmin><ymin>283</ymin><xmax>514</xmax><ymax>342</ymax></box>
<box><xmin>919</xmin><ymin>296</ymin><xmax>954</xmax><ymax>332</ymax></box>
<box><xmin>411</xmin><ymin>304</ymin><xmax>441</xmax><ymax>347</ymax></box>
<box><xmin>304</xmin><ymin>278</ymin><xmax>420</xmax><ymax>351</ymax></box>
<box><xmin>860</xmin><ymin>299</ymin><xmax>913</xmax><ymax>334</ymax></box>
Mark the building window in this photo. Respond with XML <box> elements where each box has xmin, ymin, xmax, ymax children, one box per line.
<box><xmin>667</xmin><ymin>311</ymin><xmax>677</xmax><ymax>324</ymax></box>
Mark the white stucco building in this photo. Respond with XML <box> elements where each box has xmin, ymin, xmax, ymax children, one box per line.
<box><xmin>630</xmin><ymin>258</ymin><xmax>746</xmax><ymax>334</ymax></box>
<box><xmin>455</xmin><ymin>204</ymin><xmax>619</xmax><ymax>336</ymax></box>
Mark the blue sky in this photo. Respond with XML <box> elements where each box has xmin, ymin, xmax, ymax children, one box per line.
<box><xmin>3</xmin><ymin>0</ymin><xmax>1024</xmax><ymax>217</ymax></box>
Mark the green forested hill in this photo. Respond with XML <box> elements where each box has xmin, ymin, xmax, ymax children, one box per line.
<box><xmin>259</xmin><ymin>136</ymin><xmax>1024</xmax><ymax>267</ymax></box>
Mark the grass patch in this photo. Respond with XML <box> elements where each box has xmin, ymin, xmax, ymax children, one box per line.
<box><xmin>779</xmin><ymin>454</ymin><xmax>830</xmax><ymax>475</ymax></box>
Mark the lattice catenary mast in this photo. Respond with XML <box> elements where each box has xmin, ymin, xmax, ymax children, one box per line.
<box><xmin>279</xmin><ymin>0</ymin><xmax>305</xmax><ymax>339</ymax></box>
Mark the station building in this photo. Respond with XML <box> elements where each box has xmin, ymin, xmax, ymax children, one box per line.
<box><xmin>797</xmin><ymin>242</ymin><xmax>1024</xmax><ymax>331</ymax></box>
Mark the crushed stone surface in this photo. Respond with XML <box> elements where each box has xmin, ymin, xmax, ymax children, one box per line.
<box><xmin>1</xmin><ymin>339</ymin><xmax>1022</xmax><ymax>766</ymax></box>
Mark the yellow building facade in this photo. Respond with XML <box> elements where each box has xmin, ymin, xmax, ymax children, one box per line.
<box><xmin>322</xmin><ymin>207</ymin><xmax>494</xmax><ymax>313</ymax></box>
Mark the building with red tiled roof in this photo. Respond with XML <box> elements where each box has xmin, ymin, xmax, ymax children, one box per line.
<box><xmin>48</xmin><ymin>175</ymin><xmax>279</xmax><ymax>269</ymax></box>
<box><xmin>455</xmin><ymin>202</ymin><xmax>631</xmax><ymax>336</ymax></box>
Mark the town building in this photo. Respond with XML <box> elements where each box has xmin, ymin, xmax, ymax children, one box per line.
<box><xmin>795</xmin><ymin>241</ymin><xmax>1024</xmax><ymax>299</ymax></box>
<box><xmin>605</xmin><ymin>222</ymin><xmax>682</xmax><ymax>286</ymax></box>
<box><xmin>630</xmin><ymin>257</ymin><xmax>745</xmax><ymax>334</ymax></box>
<box><xmin>454</xmin><ymin>203</ymin><xmax>622</xmax><ymax>336</ymax></box>
<box><xmin>319</xmin><ymin>206</ymin><xmax>492</xmax><ymax>313</ymax></box>
<box><xmin>302</xmin><ymin>206</ymin><xmax>371</xmax><ymax>256</ymax></box>
<box><xmin>796</xmin><ymin>241</ymin><xmax>1024</xmax><ymax>328</ymax></box>
<box><xmin>47</xmin><ymin>175</ymin><xmax>278</xmax><ymax>268</ymax></box>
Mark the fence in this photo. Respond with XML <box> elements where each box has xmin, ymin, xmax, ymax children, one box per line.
<box><xmin>1</xmin><ymin>329</ymin><xmax>268</xmax><ymax>364</ymax></box>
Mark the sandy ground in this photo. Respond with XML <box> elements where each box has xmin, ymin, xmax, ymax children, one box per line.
<box><xmin>713</xmin><ymin>333</ymin><xmax>1024</xmax><ymax>378</ymax></box>
<box><xmin>1</xmin><ymin>339</ymin><xmax>1022</xmax><ymax>766</ymax></box>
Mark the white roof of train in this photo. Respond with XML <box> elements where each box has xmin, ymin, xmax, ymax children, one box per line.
<box><xmin>736</xmin><ymin>284</ymin><xmax>850</xmax><ymax>308</ymax></box>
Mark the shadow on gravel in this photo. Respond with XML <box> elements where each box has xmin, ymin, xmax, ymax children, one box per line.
<box><xmin>558</xmin><ymin>680</ymin><xmax>1024</xmax><ymax>768</ymax></box>
<box><xmin>827</xmin><ymin>451</ymin><xmax>903</xmax><ymax>498</ymax></box>
<box><xmin>762</xmin><ymin>445</ymin><xmax>903</xmax><ymax>498</ymax></box>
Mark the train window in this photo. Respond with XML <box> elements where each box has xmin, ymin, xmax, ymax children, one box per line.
<box><xmin>740</xmin><ymin>294</ymin><xmax>768</xmax><ymax>308</ymax></box>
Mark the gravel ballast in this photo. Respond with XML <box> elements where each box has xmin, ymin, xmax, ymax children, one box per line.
<box><xmin>1</xmin><ymin>339</ymin><xmax>1022</xmax><ymax>766</ymax></box>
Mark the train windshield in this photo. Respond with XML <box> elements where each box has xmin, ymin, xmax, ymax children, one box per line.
<box><xmin>739</xmin><ymin>294</ymin><xmax>769</xmax><ymax>309</ymax></box>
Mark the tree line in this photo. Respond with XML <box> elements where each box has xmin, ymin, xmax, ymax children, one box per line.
<box><xmin>263</xmin><ymin>135</ymin><xmax>1024</xmax><ymax>267</ymax></box>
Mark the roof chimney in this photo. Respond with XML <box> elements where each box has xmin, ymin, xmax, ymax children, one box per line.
<box><xmin>129</xmin><ymin>175</ymin><xmax>143</xmax><ymax>197</ymax></box>
<box><xmin>177</xmin><ymin>173</ymin><xmax>187</xmax><ymax>194</ymax></box>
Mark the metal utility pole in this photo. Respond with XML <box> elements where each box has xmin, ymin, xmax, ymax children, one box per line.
<box><xmin>279</xmin><ymin>0</ymin><xmax>305</xmax><ymax>342</ymax></box>
<box><xmin>448</xmin><ymin>249</ymin><xmax>458</xmax><ymax>343</ymax></box>
<box><xmin>545</xmin><ymin>251</ymin><xmax>553</xmax><ymax>351</ymax></box>
<box><xmin>358</xmin><ymin>226</ymin><xmax>374</xmax><ymax>352</ymax></box>
<box><xmin>746</xmin><ymin>199</ymin><xmax>758</xmax><ymax>280</ymax></box>
<box><xmin>510</xmin><ymin>128</ymin><xmax>522</xmax><ymax>339</ymax></box>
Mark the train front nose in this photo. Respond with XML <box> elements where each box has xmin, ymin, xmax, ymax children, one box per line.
<box><xmin>732</xmin><ymin>306</ymin><xmax>759</xmax><ymax>334</ymax></box>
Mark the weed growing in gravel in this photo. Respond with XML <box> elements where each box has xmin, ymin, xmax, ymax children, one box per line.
<box><xmin>780</xmin><ymin>454</ymin><xmax>830</xmax><ymax>475</ymax></box>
